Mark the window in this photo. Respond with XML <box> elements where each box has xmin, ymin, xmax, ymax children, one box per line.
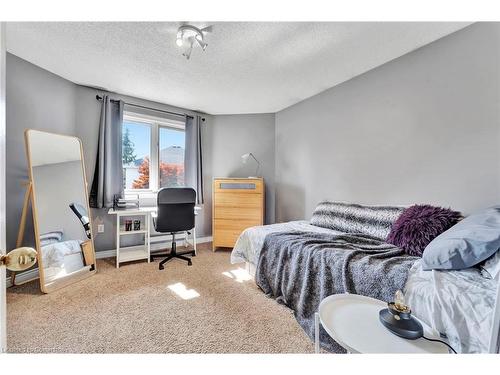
<box><xmin>159</xmin><ymin>126</ymin><xmax>185</xmax><ymax>188</ymax></box>
<box><xmin>122</xmin><ymin>112</ymin><xmax>185</xmax><ymax>192</ymax></box>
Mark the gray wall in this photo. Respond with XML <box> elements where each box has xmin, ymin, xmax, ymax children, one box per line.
<box><xmin>275</xmin><ymin>23</ymin><xmax>500</xmax><ymax>222</ymax></box>
<box><xmin>6</xmin><ymin>53</ymin><xmax>77</xmax><ymax>250</ymax></box>
<box><xmin>203</xmin><ymin>114</ymin><xmax>276</xmax><ymax>227</ymax></box>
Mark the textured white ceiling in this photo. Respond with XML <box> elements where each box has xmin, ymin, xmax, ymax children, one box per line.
<box><xmin>6</xmin><ymin>22</ymin><xmax>471</xmax><ymax>114</ymax></box>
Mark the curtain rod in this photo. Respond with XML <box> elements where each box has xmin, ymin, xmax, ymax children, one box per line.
<box><xmin>95</xmin><ymin>95</ymin><xmax>205</xmax><ymax>121</ymax></box>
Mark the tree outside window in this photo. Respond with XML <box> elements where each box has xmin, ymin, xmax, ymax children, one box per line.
<box><xmin>122</xmin><ymin>127</ymin><xmax>136</xmax><ymax>164</ymax></box>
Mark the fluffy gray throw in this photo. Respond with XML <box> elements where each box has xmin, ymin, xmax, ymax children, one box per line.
<box><xmin>310</xmin><ymin>201</ymin><xmax>405</xmax><ymax>240</ymax></box>
<box><xmin>255</xmin><ymin>231</ymin><xmax>418</xmax><ymax>353</ymax></box>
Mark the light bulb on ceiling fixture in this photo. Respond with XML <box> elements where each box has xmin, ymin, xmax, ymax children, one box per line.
<box><xmin>182</xmin><ymin>38</ymin><xmax>194</xmax><ymax>60</ymax></box>
<box><xmin>176</xmin><ymin>24</ymin><xmax>212</xmax><ymax>59</ymax></box>
<box><xmin>176</xmin><ymin>30</ymin><xmax>183</xmax><ymax>47</ymax></box>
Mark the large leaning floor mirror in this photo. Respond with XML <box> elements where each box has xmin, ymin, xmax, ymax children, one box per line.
<box><xmin>25</xmin><ymin>129</ymin><xmax>96</xmax><ymax>293</ymax></box>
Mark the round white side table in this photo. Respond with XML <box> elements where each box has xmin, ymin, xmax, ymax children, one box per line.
<box><xmin>315</xmin><ymin>293</ymin><xmax>450</xmax><ymax>353</ymax></box>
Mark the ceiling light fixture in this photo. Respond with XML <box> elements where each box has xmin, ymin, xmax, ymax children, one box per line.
<box><xmin>175</xmin><ymin>24</ymin><xmax>211</xmax><ymax>60</ymax></box>
<box><xmin>176</xmin><ymin>30</ymin><xmax>184</xmax><ymax>47</ymax></box>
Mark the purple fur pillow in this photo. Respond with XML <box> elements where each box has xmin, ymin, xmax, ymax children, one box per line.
<box><xmin>386</xmin><ymin>204</ymin><xmax>462</xmax><ymax>256</ymax></box>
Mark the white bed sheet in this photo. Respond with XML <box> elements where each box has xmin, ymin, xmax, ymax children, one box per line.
<box><xmin>44</xmin><ymin>252</ymin><xmax>85</xmax><ymax>283</ymax></box>
<box><xmin>231</xmin><ymin>221</ymin><xmax>496</xmax><ymax>353</ymax></box>
<box><xmin>231</xmin><ymin>220</ymin><xmax>341</xmax><ymax>266</ymax></box>
<box><xmin>405</xmin><ymin>261</ymin><xmax>496</xmax><ymax>353</ymax></box>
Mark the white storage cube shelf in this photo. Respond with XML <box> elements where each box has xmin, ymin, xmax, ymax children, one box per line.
<box><xmin>115</xmin><ymin>213</ymin><xmax>150</xmax><ymax>268</ymax></box>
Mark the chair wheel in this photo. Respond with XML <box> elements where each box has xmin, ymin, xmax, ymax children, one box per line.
<box><xmin>192</xmin><ymin>253</ymin><xmax>196</xmax><ymax>257</ymax></box>
<box><xmin>188</xmin><ymin>261</ymin><xmax>192</xmax><ymax>266</ymax></box>
<box><xmin>159</xmin><ymin>265</ymin><xmax>164</xmax><ymax>270</ymax></box>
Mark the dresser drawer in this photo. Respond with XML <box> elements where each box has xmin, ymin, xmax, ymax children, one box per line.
<box><xmin>213</xmin><ymin>219</ymin><xmax>261</xmax><ymax>248</ymax></box>
<box><xmin>213</xmin><ymin>206</ymin><xmax>262</xmax><ymax>220</ymax></box>
<box><xmin>214</xmin><ymin>192</ymin><xmax>262</xmax><ymax>208</ymax></box>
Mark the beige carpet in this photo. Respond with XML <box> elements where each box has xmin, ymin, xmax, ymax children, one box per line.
<box><xmin>7</xmin><ymin>243</ymin><xmax>314</xmax><ymax>353</ymax></box>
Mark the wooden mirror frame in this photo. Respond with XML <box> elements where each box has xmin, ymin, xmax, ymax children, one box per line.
<box><xmin>24</xmin><ymin>129</ymin><xmax>97</xmax><ymax>293</ymax></box>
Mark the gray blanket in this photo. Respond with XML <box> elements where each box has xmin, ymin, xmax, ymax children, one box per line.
<box><xmin>255</xmin><ymin>231</ymin><xmax>418</xmax><ymax>353</ymax></box>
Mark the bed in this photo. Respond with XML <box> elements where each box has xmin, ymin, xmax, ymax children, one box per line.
<box><xmin>231</xmin><ymin>220</ymin><xmax>497</xmax><ymax>353</ymax></box>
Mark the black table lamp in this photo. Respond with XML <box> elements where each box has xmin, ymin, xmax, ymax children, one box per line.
<box><xmin>70</xmin><ymin>202</ymin><xmax>91</xmax><ymax>239</ymax></box>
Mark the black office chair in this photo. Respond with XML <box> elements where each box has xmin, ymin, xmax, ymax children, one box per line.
<box><xmin>150</xmin><ymin>187</ymin><xmax>196</xmax><ymax>270</ymax></box>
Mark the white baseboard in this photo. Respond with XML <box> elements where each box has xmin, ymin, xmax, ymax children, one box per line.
<box><xmin>6</xmin><ymin>236</ymin><xmax>213</xmax><ymax>287</ymax></box>
<box><xmin>6</xmin><ymin>268</ymin><xmax>39</xmax><ymax>288</ymax></box>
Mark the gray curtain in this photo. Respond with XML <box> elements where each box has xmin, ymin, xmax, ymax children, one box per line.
<box><xmin>90</xmin><ymin>95</ymin><xmax>124</xmax><ymax>208</ymax></box>
<box><xmin>185</xmin><ymin>115</ymin><xmax>204</xmax><ymax>204</ymax></box>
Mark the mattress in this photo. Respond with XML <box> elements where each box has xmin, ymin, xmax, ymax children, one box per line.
<box><xmin>231</xmin><ymin>221</ymin><xmax>496</xmax><ymax>353</ymax></box>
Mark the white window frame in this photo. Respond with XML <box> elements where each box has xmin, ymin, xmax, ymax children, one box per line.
<box><xmin>123</xmin><ymin>111</ymin><xmax>185</xmax><ymax>195</ymax></box>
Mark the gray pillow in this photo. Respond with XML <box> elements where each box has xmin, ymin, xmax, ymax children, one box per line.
<box><xmin>422</xmin><ymin>206</ymin><xmax>500</xmax><ymax>270</ymax></box>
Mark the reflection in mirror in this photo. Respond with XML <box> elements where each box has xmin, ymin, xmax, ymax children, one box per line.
<box><xmin>26</xmin><ymin>130</ymin><xmax>96</xmax><ymax>293</ymax></box>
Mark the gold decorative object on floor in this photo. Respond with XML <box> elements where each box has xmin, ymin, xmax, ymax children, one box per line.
<box><xmin>0</xmin><ymin>247</ymin><xmax>37</xmax><ymax>271</ymax></box>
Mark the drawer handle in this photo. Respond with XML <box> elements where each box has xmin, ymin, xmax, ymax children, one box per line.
<box><xmin>219</xmin><ymin>183</ymin><xmax>256</xmax><ymax>189</ymax></box>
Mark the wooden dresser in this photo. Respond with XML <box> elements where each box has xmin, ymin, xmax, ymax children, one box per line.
<box><xmin>212</xmin><ymin>178</ymin><xmax>264</xmax><ymax>250</ymax></box>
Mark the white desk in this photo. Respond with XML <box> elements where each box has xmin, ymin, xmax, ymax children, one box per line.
<box><xmin>108</xmin><ymin>206</ymin><xmax>201</xmax><ymax>268</ymax></box>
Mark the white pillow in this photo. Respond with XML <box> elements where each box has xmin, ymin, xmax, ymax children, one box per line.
<box><xmin>481</xmin><ymin>250</ymin><xmax>500</xmax><ymax>280</ymax></box>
